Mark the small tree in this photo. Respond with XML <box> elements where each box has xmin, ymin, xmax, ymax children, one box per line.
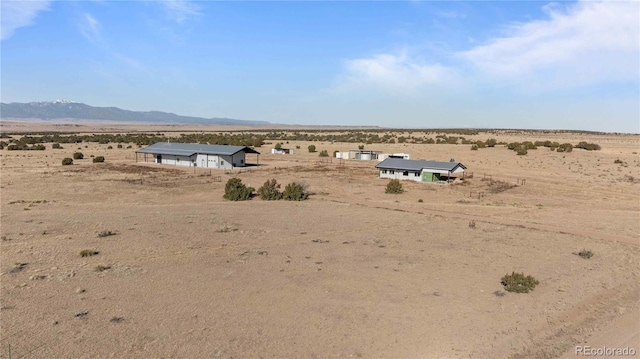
<box><xmin>73</xmin><ymin>152</ymin><xmax>84</xmax><ymax>160</ymax></box>
<box><xmin>486</xmin><ymin>138</ymin><xmax>497</xmax><ymax>147</ymax></box>
<box><xmin>223</xmin><ymin>178</ymin><xmax>254</xmax><ymax>201</ymax></box>
<box><xmin>62</xmin><ymin>158</ymin><xmax>73</xmax><ymax>166</ymax></box>
<box><xmin>93</xmin><ymin>156</ymin><xmax>105</xmax><ymax>163</ymax></box>
<box><xmin>257</xmin><ymin>179</ymin><xmax>283</xmax><ymax>200</ymax></box>
<box><xmin>385</xmin><ymin>179</ymin><xmax>404</xmax><ymax>194</ymax></box>
<box><xmin>52</xmin><ymin>143</ymin><xmax>62</xmax><ymax>149</ymax></box>
<box><xmin>358</xmin><ymin>145</ymin><xmax>365</xmax><ymax>150</ymax></box>
<box><xmin>275</xmin><ymin>143</ymin><xmax>282</xmax><ymax>150</ymax></box>
<box><xmin>283</xmin><ymin>182</ymin><xmax>309</xmax><ymax>201</ymax></box>
<box><xmin>308</xmin><ymin>145</ymin><xmax>316</xmax><ymax>153</ymax></box>
<box><xmin>319</xmin><ymin>150</ymin><xmax>329</xmax><ymax>157</ymax></box>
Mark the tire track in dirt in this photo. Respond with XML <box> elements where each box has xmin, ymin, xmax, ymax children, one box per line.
<box><xmin>328</xmin><ymin>199</ymin><xmax>639</xmax><ymax>246</ymax></box>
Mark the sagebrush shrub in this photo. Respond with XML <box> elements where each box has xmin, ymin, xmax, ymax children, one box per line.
<box><xmin>93</xmin><ymin>156</ymin><xmax>105</xmax><ymax>163</ymax></box>
<box><xmin>576</xmin><ymin>249</ymin><xmax>594</xmax><ymax>259</ymax></box>
<box><xmin>224</xmin><ymin>178</ymin><xmax>254</xmax><ymax>201</ymax></box>
<box><xmin>501</xmin><ymin>272</ymin><xmax>539</xmax><ymax>293</ymax></box>
<box><xmin>308</xmin><ymin>145</ymin><xmax>316</xmax><ymax>153</ymax></box>
<box><xmin>319</xmin><ymin>150</ymin><xmax>329</xmax><ymax>157</ymax></box>
<box><xmin>575</xmin><ymin>141</ymin><xmax>601</xmax><ymax>151</ymax></box>
<box><xmin>79</xmin><ymin>249</ymin><xmax>99</xmax><ymax>257</ymax></box>
<box><xmin>283</xmin><ymin>182</ymin><xmax>308</xmax><ymax>201</ymax></box>
<box><xmin>73</xmin><ymin>152</ymin><xmax>84</xmax><ymax>159</ymax></box>
<box><xmin>257</xmin><ymin>179</ymin><xmax>283</xmax><ymax>200</ymax></box>
<box><xmin>385</xmin><ymin>179</ymin><xmax>404</xmax><ymax>194</ymax></box>
<box><xmin>62</xmin><ymin>158</ymin><xmax>73</xmax><ymax>166</ymax></box>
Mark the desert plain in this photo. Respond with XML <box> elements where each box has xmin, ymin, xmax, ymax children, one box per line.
<box><xmin>0</xmin><ymin>123</ymin><xmax>638</xmax><ymax>359</ymax></box>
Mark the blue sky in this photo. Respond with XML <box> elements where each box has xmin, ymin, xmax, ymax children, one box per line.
<box><xmin>1</xmin><ymin>0</ymin><xmax>638</xmax><ymax>132</ymax></box>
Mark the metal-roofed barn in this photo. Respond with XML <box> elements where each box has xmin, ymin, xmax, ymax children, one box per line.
<box><xmin>375</xmin><ymin>158</ymin><xmax>467</xmax><ymax>183</ymax></box>
<box><xmin>136</xmin><ymin>142</ymin><xmax>260</xmax><ymax>169</ymax></box>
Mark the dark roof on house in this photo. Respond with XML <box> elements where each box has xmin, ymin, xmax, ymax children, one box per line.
<box><xmin>375</xmin><ymin>158</ymin><xmax>466</xmax><ymax>172</ymax></box>
<box><xmin>136</xmin><ymin>142</ymin><xmax>260</xmax><ymax>156</ymax></box>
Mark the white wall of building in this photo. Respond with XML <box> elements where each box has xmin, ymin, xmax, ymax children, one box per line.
<box><xmin>154</xmin><ymin>152</ymin><xmax>246</xmax><ymax>169</ymax></box>
<box><xmin>379</xmin><ymin>169</ymin><xmax>423</xmax><ymax>182</ymax></box>
<box><xmin>159</xmin><ymin>154</ymin><xmax>195</xmax><ymax>167</ymax></box>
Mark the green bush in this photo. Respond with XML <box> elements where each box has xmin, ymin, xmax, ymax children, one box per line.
<box><xmin>98</xmin><ymin>230</ymin><xmax>116</xmax><ymax>238</ymax></box>
<box><xmin>94</xmin><ymin>265</ymin><xmax>111</xmax><ymax>272</ymax></box>
<box><xmin>501</xmin><ymin>272</ymin><xmax>539</xmax><ymax>293</ymax></box>
<box><xmin>275</xmin><ymin>143</ymin><xmax>282</xmax><ymax>150</ymax></box>
<box><xmin>79</xmin><ymin>249</ymin><xmax>99</xmax><ymax>257</ymax></box>
<box><xmin>117</xmin><ymin>144</ymin><xmax>123</xmax><ymax>149</ymax></box>
<box><xmin>516</xmin><ymin>147</ymin><xmax>528</xmax><ymax>156</ymax></box>
<box><xmin>385</xmin><ymin>179</ymin><xmax>404</xmax><ymax>194</ymax></box>
<box><xmin>308</xmin><ymin>145</ymin><xmax>316</xmax><ymax>153</ymax></box>
<box><xmin>73</xmin><ymin>152</ymin><xmax>84</xmax><ymax>159</ymax></box>
<box><xmin>576</xmin><ymin>249</ymin><xmax>594</xmax><ymax>259</ymax></box>
<box><xmin>471</xmin><ymin>145</ymin><xmax>479</xmax><ymax>151</ymax></box>
<box><xmin>557</xmin><ymin>143</ymin><xmax>573</xmax><ymax>153</ymax></box>
<box><xmin>319</xmin><ymin>150</ymin><xmax>329</xmax><ymax>157</ymax></box>
<box><xmin>93</xmin><ymin>156</ymin><xmax>105</xmax><ymax>163</ymax></box>
<box><xmin>575</xmin><ymin>141</ymin><xmax>601</xmax><ymax>151</ymax></box>
<box><xmin>507</xmin><ymin>142</ymin><xmax>521</xmax><ymax>150</ymax></box>
<box><xmin>475</xmin><ymin>141</ymin><xmax>486</xmax><ymax>148</ymax></box>
<box><xmin>52</xmin><ymin>143</ymin><xmax>62</xmax><ymax>149</ymax></box>
<box><xmin>223</xmin><ymin>178</ymin><xmax>254</xmax><ymax>201</ymax></box>
<box><xmin>257</xmin><ymin>179</ymin><xmax>283</xmax><ymax>200</ymax></box>
<box><xmin>283</xmin><ymin>182</ymin><xmax>309</xmax><ymax>201</ymax></box>
<box><xmin>486</xmin><ymin>138</ymin><xmax>497</xmax><ymax>147</ymax></box>
<box><xmin>62</xmin><ymin>158</ymin><xmax>74</xmax><ymax>166</ymax></box>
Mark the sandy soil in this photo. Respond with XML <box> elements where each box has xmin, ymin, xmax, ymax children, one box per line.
<box><xmin>1</xmin><ymin>126</ymin><xmax>638</xmax><ymax>358</ymax></box>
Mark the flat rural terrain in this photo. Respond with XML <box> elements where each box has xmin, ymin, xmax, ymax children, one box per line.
<box><xmin>1</xmin><ymin>124</ymin><xmax>638</xmax><ymax>358</ymax></box>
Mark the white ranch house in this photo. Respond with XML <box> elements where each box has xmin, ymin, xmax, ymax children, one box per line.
<box><xmin>135</xmin><ymin>142</ymin><xmax>260</xmax><ymax>169</ymax></box>
<box><xmin>375</xmin><ymin>158</ymin><xmax>467</xmax><ymax>183</ymax></box>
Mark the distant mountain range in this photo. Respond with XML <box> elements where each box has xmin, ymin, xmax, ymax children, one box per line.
<box><xmin>0</xmin><ymin>100</ymin><xmax>270</xmax><ymax>125</ymax></box>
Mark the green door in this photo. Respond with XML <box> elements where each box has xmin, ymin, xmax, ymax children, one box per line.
<box><xmin>422</xmin><ymin>172</ymin><xmax>440</xmax><ymax>182</ymax></box>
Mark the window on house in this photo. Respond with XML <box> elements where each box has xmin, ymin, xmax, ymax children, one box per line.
<box><xmin>414</xmin><ymin>172</ymin><xmax>420</xmax><ymax>177</ymax></box>
<box><xmin>390</xmin><ymin>170</ymin><xmax>395</xmax><ymax>174</ymax></box>
<box><xmin>403</xmin><ymin>171</ymin><xmax>409</xmax><ymax>176</ymax></box>
<box><xmin>382</xmin><ymin>170</ymin><xmax>387</xmax><ymax>174</ymax></box>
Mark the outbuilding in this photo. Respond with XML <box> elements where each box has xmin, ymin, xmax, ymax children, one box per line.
<box><xmin>135</xmin><ymin>142</ymin><xmax>260</xmax><ymax>169</ymax></box>
<box><xmin>375</xmin><ymin>158</ymin><xmax>467</xmax><ymax>183</ymax></box>
<box><xmin>335</xmin><ymin>149</ymin><xmax>383</xmax><ymax>160</ymax></box>
<box><xmin>271</xmin><ymin>148</ymin><xmax>293</xmax><ymax>155</ymax></box>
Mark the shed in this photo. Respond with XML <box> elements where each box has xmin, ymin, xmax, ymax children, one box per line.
<box><xmin>375</xmin><ymin>158</ymin><xmax>467</xmax><ymax>183</ymax></box>
<box><xmin>136</xmin><ymin>142</ymin><xmax>260</xmax><ymax>169</ymax></box>
<box><xmin>271</xmin><ymin>148</ymin><xmax>293</xmax><ymax>155</ymax></box>
<box><xmin>336</xmin><ymin>149</ymin><xmax>383</xmax><ymax>160</ymax></box>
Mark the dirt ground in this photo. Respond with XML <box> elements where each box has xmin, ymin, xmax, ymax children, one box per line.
<box><xmin>1</xmin><ymin>124</ymin><xmax>638</xmax><ymax>358</ymax></box>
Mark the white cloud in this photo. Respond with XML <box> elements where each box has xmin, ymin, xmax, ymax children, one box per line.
<box><xmin>338</xmin><ymin>50</ymin><xmax>460</xmax><ymax>95</ymax></box>
<box><xmin>1</xmin><ymin>0</ymin><xmax>51</xmax><ymax>41</ymax></box>
<box><xmin>461</xmin><ymin>0</ymin><xmax>640</xmax><ymax>89</ymax></box>
<box><xmin>161</xmin><ymin>0</ymin><xmax>201</xmax><ymax>24</ymax></box>
<box><xmin>79</xmin><ymin>13</ymin><xmax>101</xmax><ymax>42</ymax></box>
